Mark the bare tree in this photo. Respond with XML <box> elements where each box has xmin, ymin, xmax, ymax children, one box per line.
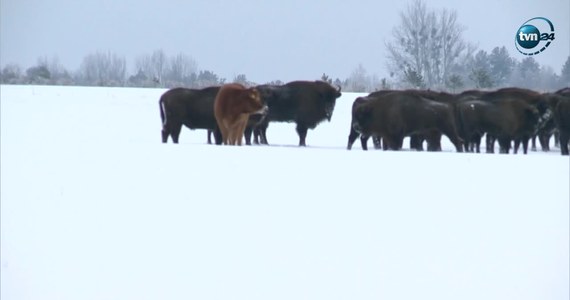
<box><xmin>346</xmin><ymin>64</ymin><xmax>370</xmax><ymax>92</ymax></box>
<box><xmin>233</xmin><ymin>74</ymin><xmax>249</xmax><ymax>86</ymax></box>
<box><xmin>151</xmin><ymin>49</ymin><xmax>167</xmax><ymax>84</ymax></box>
<box><xmin>195</xmin><ymin>70</ymin><xmax>224</xmax><ymax>88</ymax></box>
<box><xmin>379</xmin><ymin>77</ymin><xmax>393</xmax><ymax>90</ymax></box>
<box><xmin>386</xmin><ymin>0</ymin><xmax>468</xmax><ymax>89</ymax></box>
<box><xmin>166</xmin><ymin>53</ymin><xmax>198</xmax><ymax>87</ymax></box>
<box><xmin>266</xmin><ymin>79</ymin><xmax>284</xmax><ymax>85</ymax></box>
<box><xmin>79</xmin><ymin>51</ymin><xmax>126</xmax><ymax>86</ymax></box>
<box><xmin>320</xmin><ymin>73</ymin><xmax>332</xmax><ymax>84</ymax></box>
<box><xmin>135</xmin><ymin>49</ymin><xmax>168</xmax><ymax>86</ymax></box>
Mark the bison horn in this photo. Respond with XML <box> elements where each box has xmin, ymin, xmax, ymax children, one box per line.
<box><xmin>336</xmin><ymin>85</ymin><xmax>342</xmax><ymax>93</ymax></box>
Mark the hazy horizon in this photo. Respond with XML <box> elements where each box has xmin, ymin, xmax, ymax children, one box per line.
<box><xmin>1</xmin><ymin>0</ymin><xmax>569</xmax><ymax>83</ymax></box>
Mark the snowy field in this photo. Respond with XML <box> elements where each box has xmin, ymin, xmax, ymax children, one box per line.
<box><xmin>1</xmin><ymin>84</ymin><xmax>569</xmax><ymax>300</ymax></box>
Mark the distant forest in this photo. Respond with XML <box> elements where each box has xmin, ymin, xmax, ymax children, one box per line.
<box><xmin>2</xmin><ymin>0</ymin><xmax>569</xmax><ymax>92</ymax></box>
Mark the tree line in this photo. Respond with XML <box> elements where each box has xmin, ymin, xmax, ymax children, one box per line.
<box><xmin>0</xmin><ymin>50</ymin><xmax>230</xmax><ymax>89</ymax></box>
<box><xmin>1</xmin><ymin>0</ymin><xmax>569</xmax><ymax>92</ymax></box>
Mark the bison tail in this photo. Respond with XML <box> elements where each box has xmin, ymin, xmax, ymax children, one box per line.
<box><xmin>159</xmin><ymin>99</ymin><xmax>167</xmax><ymax>127</ymax></box>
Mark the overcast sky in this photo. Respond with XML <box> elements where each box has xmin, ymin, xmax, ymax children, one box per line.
<box><xmin>1</xmin><ymin>0</ymin><xmax>568</xmax><ymax>83</ymax></box>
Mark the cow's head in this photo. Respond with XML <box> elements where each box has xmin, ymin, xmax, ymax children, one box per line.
<box><xmin>242</xmin><ymin>88</ymin><xmax>268</xmax><ymax>115</ymax></box>
<box><xmin>248</xmin><ymin>89</ymin><xmax>269</xmax><ymax>123</ymax></box>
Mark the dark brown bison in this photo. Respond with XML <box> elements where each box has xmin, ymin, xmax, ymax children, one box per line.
<box><xmin>403</xmin><ymin>90</ymin><xmax>457</xmax><ymax>151</ymax></box>
<box><xmin>405</xmin><ymin>89</ymin><xmax>489</xmax><ymax>152</ymax></box>
<box><xmin>214</xmin><ymin>84</ymin><xmax>267</xmax><ymax>146</ymax></box>
<box><xmin>245</xmin><ymin>80</ymin><xmax>342</xmax><ymax>146</ymax></box>
<box><xmin>482</xmin><ymin>88</ymin><xmax>552</xmax><ymax>154</ymax></box>
<box><xmin>346</xmin><ymin>96</ymin><xmax>383</xmax><ymax>150</ymax></box>
<box><xmin>159</xmin><ymin>86</ymin><xmax>266</xmax><ymax>145</ymax></box>
<box><xmin>365</xmin><ymin>89</ymin><xmax>478</xmax><ymax>152</ymax></box>
<box><xmin>455</xmin><ymin>88</ymin><xmax>551</xmax><ymax>154</ymax></box>
<box><xmin>547</xmin><ymin>87</ymin><xmax>570</xmax><ymax>155</ymax></box>
<box><xmin>351</xmin><ymin>91</ymin><xmax>464</xmax><ymax>152</ymax></box>
<box><xmin>160</xmin><ymin>87</ymin><xmax>222</xmax><ymax>144</ymax></box>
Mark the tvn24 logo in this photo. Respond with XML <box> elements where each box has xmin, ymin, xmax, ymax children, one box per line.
<box><xmin>515</xmin><ymin>17</ymin><xmax>555</xmax><ymax>56</ymax></box>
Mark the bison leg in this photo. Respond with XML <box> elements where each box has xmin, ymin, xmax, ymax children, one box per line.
<box><xmin>382</xmin><ymin>136</ymin><xmax>395</xmax><ymax>151</ymax></box>
<box><xmin>559</xmin><ymin>130</ymin><xmax>569</xmax><ymax>155</ymax></box>
<box><xmin>259</xmin><ymin>127</ymin><xmax>268</xmax><ymax>145</ymax></box>
<box><xmin>244</xmin><ymin>126</ymin><xmax>253</xmax><ymax>145</ymax></box>
<box><xmin>373</xmin><ymin>136</ymin><xmax>382</xmax><ymax>149</ymax></box>
<box><xmin>347</xmin><ymin>128</ymin><xmax>360</xmax><ymax>150</ymax></box>
<box><xmin>296</xmin><ymin>124</ymin><xmax>308</xmax><ymax>147</ymax></box>
<box><xmin>161</xmin><ymin>128</ymin><xmax>170</xmax><ymax>143</ymax></box>
<box><xmin>169</xmin><ymin>123</ymin><xmax>183</xmax><ymax>144</ymax></box>
<box><xmin>360</xmin><ymin>135</ymin><xmax>371</xmax><ymax>151</ymax></box>
<box><xmin>554</xmin><ymin>131</ymin><xmax>560</xmax><ymax>148</ymax></box>
<box><xmin>463</xmin><ymin>139</ymin><xmax>471</xmax><ymax>152</ymax></box>
<box><xmin>530</xmin><ymin>135</ymin><xmax>537</xmax><ymax>151</ymax></box>
<box><xmin>207</xmin><ymin>130</ymin><xmax>213</xmax><ymax>144</ymax></box>
<box><xmin>486</xmin><ymin>135</ymin><xmax>495</xmax><ymax>153</ymax></box>
<box><xmin>213</xmin><ymin>127</ymin><xmax>223</xmax><ymax>145</ymax></box>
<box><xmin>513</xmin><ymin>139</ymin><xmax>520</xmax><ymax>154</ymax></box>
<box><xmin>410</xmin><ymin>134</ymin><xmax>424</xmax><ymax>151</ymax></box>
<box><xmin>252</xmin><ymin>127</ymin><xmax>261</xmax><ymax>144</ymax></box>
<box><xmin>521</xmin><ymin>137</ymin><xmax>530</xmax><ymax>154</ymax></box>
<box><xmin>161</xmin><ymin>120</ymin><xmax>180</xmax><ymax>143</ymax></box>
<box><xmin>426</xmin><ymin>131</ymin><xmax>442</xmax><ymax>152</ymax></box>
<box><xmin>473</xmin><ymin>134</ymin><xmax>482</xmax><ymax>153</ymax></box>
<box><xmin>385</xmin><ymin>135</ymin><xmax>403</xmax><ymax>151</ymax></box>
<box><xmin>255</xmin><ymin>122</ymin><xmax>269</xmax><ymax>145</ymax></box>
<box><xmin>395</xmin><ymin>136</ymin><xmax>404</xmax><ymax>150</ymax></box>
<box><xmin>498</xmin><ymin>138</ymin><xmax>511</xmax><ymax>154</ymax></box>
<box><xmin>539</xmin><ymin>133</ymin><xmax>550</xmax><ymax>151</ymax></box>
<box><xmin>253</xmin><ymin>127</ymin><xmax>262</xmax><ymax>145</ymax></box>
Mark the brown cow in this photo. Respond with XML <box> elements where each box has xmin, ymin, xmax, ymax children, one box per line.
<box><xmin>214</xmin><ymin>84</ymin><xmax>267</xmax><ymax>146</ymax></box>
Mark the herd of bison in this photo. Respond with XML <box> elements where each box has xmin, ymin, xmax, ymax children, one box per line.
<box><xmin>159</xmin><ymin>80</ymin><xmax>570</xmax><ymax>155</ymax></box>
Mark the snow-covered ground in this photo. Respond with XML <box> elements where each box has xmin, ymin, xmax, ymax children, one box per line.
<box><xmin>1</xmin><ymin>84</ymin><xmax>568</xmax><ymax>300</ymax></box>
